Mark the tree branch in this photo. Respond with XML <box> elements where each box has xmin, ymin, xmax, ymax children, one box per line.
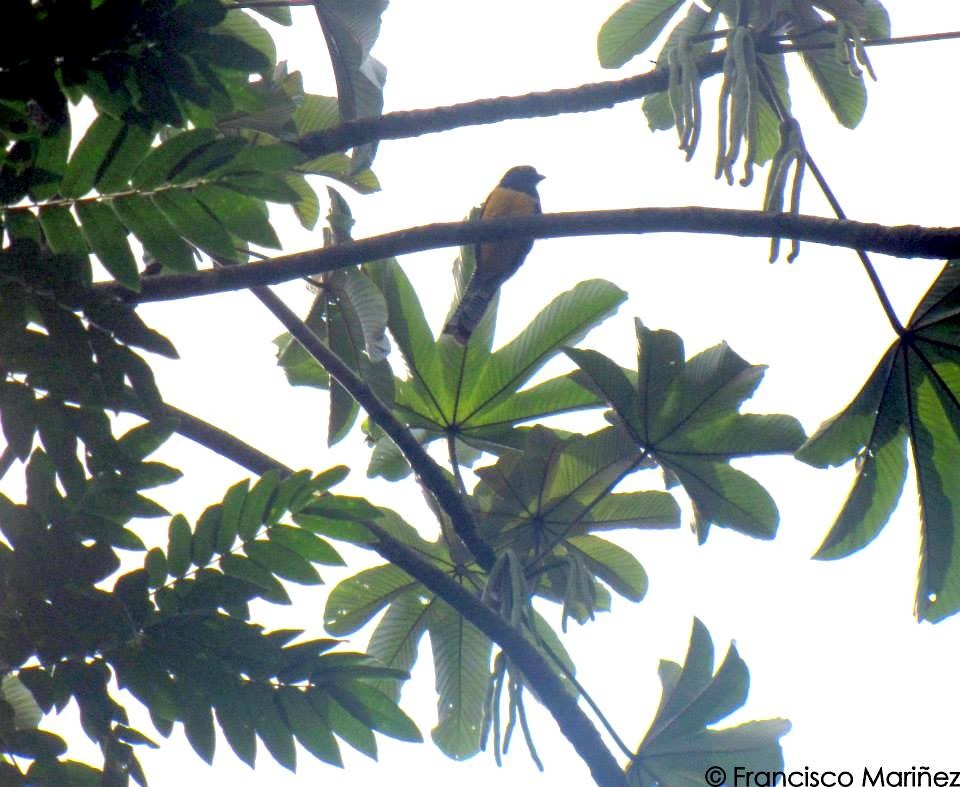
<box><xmin>291</xmin><ymin>30</ymin><xmax>957</xmax><ymax>161</ymax></box>
<box><xmin>247</xmin><ymin>284</ymin><xmax>497</xmax><ymax>570</ymax></box>
<box><xmin>149</xmin><ymin>400</ymin><xmax>626</xmax><ymax>785</ymax></box>
<box><xmin>295</xmin><ymin>52</ymin><xmax>724</xmax><ymax>159</ymax></box>
<box><xmin>110</xmin><ymin>209</ymin><xmax>960</xmax><ymax>303</ymax></box>
<box><xmin>368</xmin><ymin>522</ymin><xmax>627</xmax><ymax>787</ymax></box>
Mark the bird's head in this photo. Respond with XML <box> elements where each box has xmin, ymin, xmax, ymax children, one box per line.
<box><xmin>500</xmin><ymin>165</ymin><xmax>545</xmax><ymax>195</ymax></box>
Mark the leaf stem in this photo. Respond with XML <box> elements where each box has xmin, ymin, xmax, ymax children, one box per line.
<box><xmin>755</xmin><ymin>62</ymin><xmax>904</xmax><ymax>335</ymax></box>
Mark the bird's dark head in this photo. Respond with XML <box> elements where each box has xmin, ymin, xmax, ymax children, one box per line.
<box><xmin>500</xmin><ymin>165</ymin><xmax>545</xmax><ymax>195</ymax></box>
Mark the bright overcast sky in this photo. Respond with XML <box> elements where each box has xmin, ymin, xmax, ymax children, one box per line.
<box><xmin>39</xmin><ymin>2</ymin><xmax>960</xmax><ymax>785</ymax></box>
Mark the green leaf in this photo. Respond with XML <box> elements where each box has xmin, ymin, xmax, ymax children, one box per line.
<box><xmin>212</xmin><ymin>11</ymin><xmax>276</xmax><ymax>73</ymax></box>
<box><xmin>179</xmin><ymin>679</ymin><xmax>216</xmax><ymax>763</ymax></box>
<box><xmin>321</xmin><ymin>692</ymin><xmax>377</xmax><ymax>759</ymax></box>
<box><xmin>629</xmin><ymin>618</ymin><xmax>790</xmax><ymax>786</ymax></box>
<box><xmin>569</xmin><ymin>323</ymin><xmax>803</xmax><ymax>542</ymax></box>
<box><xmin>220</xmin><ymin>554</ymin><xmax>290</xmax><ymax>604</ymax></box>
<box><xmin>324</xmin><ymin>564</ymin><xmax>419</xmax><ymax>636</ymax></box>
<box><xmin>367</xmin><ymin>592</ymin><xmax>432</xmax><ymax>701</ymax></box>
<box><xmin>246</xmin><ymin>684</ymin><xmax>296</xmax><ymax>771</ymax></box>
<box><xmin>467</xmin><ymin>280</ymin><xmax>627</xmax><ymax>420</ymax></box>
<box><xmin>367</xmin><ymin>260</ymin><xmax>438</xmax><ymax>398</ymax></box>
<box><xmin>266</xmin><ymin>469</ymin><xmax>313</xmax><ymax>523</ymax></box>
<box><xmin>167</xmin><ymin>514</ymin><xmax>192</xmax><ymax>577</ymax></box>
<box><xmin>0</xmin><ymin>381</ymin><xmax>37</xmax><ymax>460</ymax></box>
<box><xmin>473</xmin><ymin>426</ymin><xmax>677</xmax><ymax>588</ymax></box>
<box><xmin>268</xmin><ymin>525</ymin><xmax>344</xmax><ymax>565</ymax></box>
<box><xmin>569</xmin><ymin>535</ymin><xmax>648</xmax><ymax>602</ymax></box>
<box><xmin>75</xmin><ymin>201</ymin><xmax>139</xmax><ymax>289</ymax></box>
<box><xmin>292</xmin><ymin>95</ymin><xmax>341</xmax><ymax>134</ymax></box>
<box><xmin>216</xmin><ymin>479</ymin><xmax>249</xmax><ymax>554</ymax></box>
<box><xmin>327</xmin><ymin>682</ymin><xmax>421</xmax><ymax>742</ymax></box>
<box><xmin>145</xmin><ymin>547</ymin><xmax>167</xmax><ymax>587</ymax></box>
<box><xmin>37</xmin><ymin>206</ymin><xmax>87</xmax><ymax>257</ymax></box>
<box><xmin>111</xmin><ymin>195</ymin><xmax>196</xmax><ymax>272</ymax></box>
<box><xmin>117</xmin><ymin>419</ymin><xmax>177</xmax><ymax>461</ymax></box>
<box><xmin>213</xmin><ymin>682</ymin><xmax>257</xmax><ymax>767</ymax></box>
<box><xmin>312</xmin><ymin>0</ymin><xmax>388</xmax><ymax>168</ymax></box>
<box><xmin>244</xmin><ymin>539</ymin><xmax>322</xmax><ymax>585</ymax></box>
<box><xmin>83</xmin><ymin>298</ymin><xmax>178</xmax><ymax>358</ymax></box>
<box><xmin>277</xmin><ymin>687</ymin><xmax>342</xmax><ymax>766</ymax></box>
<box><xmin>192</xmin><ymin>505</ymin><xmax>222</xmax><ymax>567</ymax></box>
<box><xmin>223</xmin><ymin>174</ymin><xmax>301</xmax><ymax>204</ymax></box>
<box><xmin>597</xmin><ymin>0</ymin><xmax>685</xmax><ymax>69</ymax></box>
<box><xmin>194</xmin><ymin>184</ymin><xmax>280</xmax><ymax>248</ymax></box>
<box><xmin>378</xmin><ymin>271</ymin><xmax>624</xmax><ymax>453</ymax></box>
<box><xmin>285</xmin><ymin>173</ymin><xmax>320</xmax><ymax>229</ymax></box>
<box><xmin>427</xmin><ymin>601</ymin><xmax>491</xmax><ymax>759</ymax></box>
<box><xmin>60</xmin><ymin>115</ymin><xmax>125</xmax><ymax>199</ymax></box>
<box><xmin>800</xmin><ymin>39</ymin><xmax>867</xmax><ymax>129</ymax></box>
<box><xmin>238</xmin><ymin>470</ymin><xmax>281</xmax><ymax>542</ymax></box>
<box><xmin>151</xmin><ymin>189</ymin><xmax>241</xmax><ymax>261</ymax></box>
<box><xmin>96</xmin><ymin>122</ymin><xmax>155</xmax><ymax>194</ymax></box>
<box><xmin>796</xmin><ymin>262</ymin><xmax>960</xmax><ymax>621</ymax></box>
<box><xmin>132</xmin><ymin>130</ymin><xmax>219</xmax><ymax>191</ymax></box>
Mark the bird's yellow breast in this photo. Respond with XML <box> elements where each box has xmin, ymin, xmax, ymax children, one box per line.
<box><xmin>481</xmin><ymin>187</ymin><xmax>539</xmax><ymax>220</ymax></box>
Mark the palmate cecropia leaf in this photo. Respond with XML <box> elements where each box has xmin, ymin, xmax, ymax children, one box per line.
<box><xmin>628</xmin><ymin>618</ymin><xmax>790</xmax><ymax>787</ymax></box>
<box><xmin>320</xmin><ymin>507</ymin><xmax>579</xmax><ymax>762</ymax></box>
<box><xmin>472</xmin><ymin>425</ymin><xmax>680</xmax><ymax>624</ymax></box>
<box><xmin>797</xmin><ymin>260</ymin><xmax>960</xmax><ymax>622</ymax></box>
<box><xmin>362</xmin><ymin>257</ymin><xmax>626</xmax><ymax>479</ymax></box>
<box><xmin>567</xmin><ymin>319</ymin><xmax>805</xmax><ymax>543</ymax></box>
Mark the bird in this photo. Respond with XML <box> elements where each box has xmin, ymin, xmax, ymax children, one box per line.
<box><xmin>442</xmin><ymin>165</ymin><xmax>545</xmax><ymax>344</ymax></box>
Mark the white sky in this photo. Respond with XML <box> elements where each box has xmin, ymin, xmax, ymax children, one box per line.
<box><xmin>21</xmin><ymin>2</ymin><xmax>960</xmax><ymax>785</ymax></box>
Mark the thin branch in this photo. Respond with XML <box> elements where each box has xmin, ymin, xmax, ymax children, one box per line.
<box><xmin>163</xmin><ymin>402</ymin><xmax>288</xmax><ymax>476</ymax></box>
<box><xmin>295</xmin><ymin>52</ymin><xmax>725</xmax><ymax>159</ymax></box>
<box><xmin>534</xmin><ymin>629</ymin><xmax>635</xmax><ymax>762</ymax></box>
<box><xmin>771</xmin><ymin>29</ymin><xmax>960</xmax><ymax>54</ymax></box>
<box><xmin>108</xmin><ymin>209</ymin><xmax>960</xmax><ymax>304</ymax></box>
<box><xmin>803</xmin><ymin>154</ymin><xmax>904</xmax><ymax>334</ymax></box>
<box><xmin>246</xmin><ymin>283</ymin><xmax>497</xmax><ymax>570</ymax></box>
<box><xmin>367</xmin><ymin>521</ymin><xmax>627</xmax><ymax>787</ymax></box>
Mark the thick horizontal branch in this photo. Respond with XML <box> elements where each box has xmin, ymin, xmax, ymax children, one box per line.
<box><xmin>156</xmin><ymin>400</ymin><xmax>624</xmax><ymax>785</ymax></box>
<box><xmin>114</xmin><ymin>209</ymin><xmax>960</xmax><ymax>303</ymax></box>
<box><xmin>295</xmin><ymin>53</ymin><xmax>723</xmax><ymax>159</ymax></box>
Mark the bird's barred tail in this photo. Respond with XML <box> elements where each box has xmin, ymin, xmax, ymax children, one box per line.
<box><xmin>442</xmin><ymin>280</ymin><xmax>498</xmax><ymax>345</ymax></box>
